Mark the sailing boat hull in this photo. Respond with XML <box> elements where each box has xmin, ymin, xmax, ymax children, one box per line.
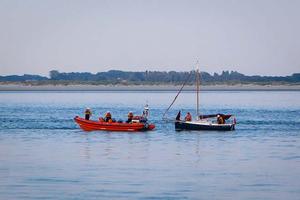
<box><xmin>175</xmin><ymin>121</ymin><xmax>235</xmax><ymax>131</ymax></box>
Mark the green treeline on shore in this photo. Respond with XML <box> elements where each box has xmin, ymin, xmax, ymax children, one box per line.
<box><xmin>1</xmin><ymin>70</ymin><xmax>300</xmax><ymax>85</ymax></box>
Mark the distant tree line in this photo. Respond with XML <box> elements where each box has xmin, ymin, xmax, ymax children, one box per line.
<box><xmin>1</xmin><ymin>70</ymin><xmax>300</xmax><ymax>85</ymax></box>
<box><xmin>0</xmin><ymin>74</ymin><xmax>48</xmax><ymax>82</ymax></box>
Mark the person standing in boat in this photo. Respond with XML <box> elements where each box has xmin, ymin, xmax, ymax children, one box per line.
<box><xmin>142</xmin><ymin>104</ymin><xmax>149</xmax><ymax>118</ymax></box>
<box><xmin>185</xmin><ymin>112</ymin><xmax>192</xmax><ymax>121</ymax></box>
<box><xmin>127</xmin><ymin>111</ymin><xmax>134</xmax><ymax>123</ymax></box>
<box><xmin>104</xmin><ymin>111</ymin><xmax>112</xmax><ymax>122</ymax></box>
<box><xmin>85</xmin><ymin>108</ymin><xmax>92</xmax><ymax>120</ymax></box>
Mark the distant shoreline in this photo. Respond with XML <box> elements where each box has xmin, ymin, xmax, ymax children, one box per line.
<box><xmin>1</xmin><ymin>83</ymin><xmax>300</xmax><ymax>91</ymax></box>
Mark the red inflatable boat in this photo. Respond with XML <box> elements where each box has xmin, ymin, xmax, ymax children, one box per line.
<box><xmin>74</xmin><ymin>116</ymin><xmax>155</xmax><ymax>132</ymax></box>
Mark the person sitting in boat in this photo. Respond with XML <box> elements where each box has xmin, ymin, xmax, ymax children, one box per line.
<box><xmin>217</xmin><ymin>114</ymin><xmax>224</xmax><ymax>124</ymax></box>
<box><xmin>104</xmin><ymin>111</ymin><xmax>112</xmax><ymax>122</ymax></box>
<box><xmin>99</xmin><ymin>117</ymin><xmax>104</xmax><ymax>122</ymax></box>
<box><xmin>185</xmin><ymin>112</ymin><xmax>192</xmax><ymax>121</ymax></box>
<box><xmin>127</xmin><ymin>111</ymin><xmax>134</xmax><ymax>123</ymax></box>
<box><xmin>85</xmin><ymin>108</ymin><xmax>92</xmax><ymax>120</ymax></box>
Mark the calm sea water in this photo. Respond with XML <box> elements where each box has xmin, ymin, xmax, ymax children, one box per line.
<box><xmin>0</xmin><ymin>91</ymin><xmax>299</xmax><ymax>200</ymax></box>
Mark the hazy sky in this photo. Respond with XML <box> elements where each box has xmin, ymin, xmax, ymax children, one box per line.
<box><xmin>0</xmin><ymin>0</ymin><xmax>299</xmax><ymax>76</ymax></box>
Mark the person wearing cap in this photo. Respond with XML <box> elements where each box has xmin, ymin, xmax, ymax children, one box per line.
<box><xmin>127</xmin><ymin>111</ymin><xmax>134</xmax><ymax>123</ymax></box>
<box><xmin>104</xmin><ymin>111</ymin><xmax>112</xmax><ymax>122</ymax></box>
<box><xmin>185</xmin><ymin>112</ymin><xmax>192</xmax><ymax>121</ymax></box>
<box><xmin>143</xmin><ymin>104</ymin><xmax>149</xmax><ymax>118</ymax></box>
<box><xmin>217</xmin><ymin>114</ymin><xmax>224</xmax><ymax>124</ymax></box>
<box><xmin>85</xmin><ymin>108</ymin><xmax>92</xmax><ymax>120</ymax></box>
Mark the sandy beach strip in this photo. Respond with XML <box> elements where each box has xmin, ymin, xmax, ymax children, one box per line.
<box><xmin>0</xmin><ymin>84</ymin><xmax>300</xmax><ymax>91</ymax></box>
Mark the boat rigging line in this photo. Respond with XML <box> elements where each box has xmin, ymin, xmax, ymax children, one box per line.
<box><xmin>162</xmin><ymin>71</ymin><xmax>193</xmax><ymax>121</ymax></box>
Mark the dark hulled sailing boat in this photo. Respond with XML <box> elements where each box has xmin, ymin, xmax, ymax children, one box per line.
<box><xmin>163</xmin><ymin>64</ymin><xmax>236</xmax><ymax>131</ymax></box>
<box><xmin>175</xmin><ymin>111</ymin><xmax>236</xmax><ymax>131</ymax></box>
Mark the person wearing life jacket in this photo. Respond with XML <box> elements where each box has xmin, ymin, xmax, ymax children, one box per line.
<box><xmin>217</xmin><ymin>114</ymin><xmax>224</xmax><ymax>124</ymax></box>
<box><xmin>85</xmin><ymin>108</ymin><xmax>92</xmax><ymax>120</ymax></box>
<box><xmin>127</xmin><ymin>111</ymin><xmax>134</xmax><ymax>123</ymax></box>
<box><xmin>104</xmin><ymin>111</ymin><xmax>112</xmax><ymax>122</ymax></box>
<box><xmin>185</xmin><ymin>112</ymin><xmax>192</xmax><ymax>121</ymax></box>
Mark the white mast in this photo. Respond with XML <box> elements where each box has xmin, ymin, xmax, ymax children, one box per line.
<box><xmin>196</xmin><ymin>61</ymin><xmax>200</xmax><ymax>119</ymax></box>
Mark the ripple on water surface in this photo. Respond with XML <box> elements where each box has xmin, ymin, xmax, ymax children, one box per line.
<box><xmin>0</xmin><ymin>91</ymin><xmax>300</xmax><ymax>200</ymax></box>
